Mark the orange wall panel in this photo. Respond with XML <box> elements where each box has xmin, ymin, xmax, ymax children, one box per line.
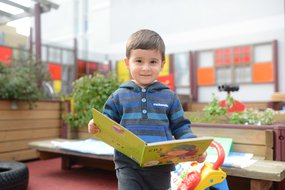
<box><xmin>49</xmin><ymin>63</ymin><xmax>62</xmax><ymax>80</ymax></box>
<box><xmin>252</xmin><ymin>62</ymin><xmax>273</xmax><ymax>83</ymax></box>
<box><xmin>157</xmin><ymin>74</ymin><xmax>174</xmax><ymax>90</ymax></box>
<box><xmin>197</xmin><ymin>67</ymin><xmax>215</xmax><ymax>86</ymax></box>
<box><xmin>0</xmin><ymin>46</ymin><xmax>12</xmax><ymax>65</ymax></box>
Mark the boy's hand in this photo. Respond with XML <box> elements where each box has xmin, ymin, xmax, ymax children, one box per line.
<box><xmin>196</xmin><ymin>151</ymin><xmax>207</xmax><ymax>163</ymax></box>
<box><xmin>88</xmin><ymin>119</ymin><xmax>100</xmax><ymax>134</ymax></box>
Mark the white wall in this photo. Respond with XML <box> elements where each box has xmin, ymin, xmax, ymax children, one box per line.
<box><xmin>109</xmin><ymin>0</ymin><xmax>283</xmax><ymax>54</ymax></box>
<box><xmin>40</xmin><ymin>0</ymin><xmax>110</xmax><ymax>62</ymax></box>
<box><xmin>40</xmin><ymin>0</ymin><xmax>75</xmax><ymax>47</ymax></box>
<box><xmin>108</xmin><ymin>0</ymin><xmax>285</xmax><ymax>100</ymax></box>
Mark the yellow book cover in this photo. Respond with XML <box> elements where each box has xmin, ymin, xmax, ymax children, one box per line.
<box><xmin>92</xmin><ymin>108</ymin><xmax>213</xmax><ymax>167</ymax></box>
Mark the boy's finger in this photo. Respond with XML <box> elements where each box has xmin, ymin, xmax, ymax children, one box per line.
<box><xmin>90</xmin><ymin>127</ymin><xmax>100</xmax><ymax>134</ymax></box>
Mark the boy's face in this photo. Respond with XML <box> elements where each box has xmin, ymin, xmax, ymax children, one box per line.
<box><xmin>125</xmin><ymin>49</ymin><xmax>165</xmax><ymax>88</ymax></box>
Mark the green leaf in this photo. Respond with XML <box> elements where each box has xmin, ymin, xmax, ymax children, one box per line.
<box><xmin>64</xmin><ymin>72</ymin><xmax>121</xmax><ymax>128</ymax></box>
<box><xmin>0</xmin><ymin>59</ymin><xmax>51</xmax><ymax>107</ymax></box>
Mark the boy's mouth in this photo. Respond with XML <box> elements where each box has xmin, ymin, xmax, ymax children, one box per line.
<box><xmin>140</xmin><ymin>74</ymin><xmax>151</xmax><ymax>77</ymax></box>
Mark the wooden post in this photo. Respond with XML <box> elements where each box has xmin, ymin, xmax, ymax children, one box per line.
<box><xmin>251</xmin><ymin>179</ymin><xmax>272</xmax><ymax>190</ymax></box>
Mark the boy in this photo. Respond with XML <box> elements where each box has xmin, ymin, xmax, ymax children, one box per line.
<box><xmin>88</xmin><ymin>29</ymin><xmax>206</xmax><ymax>190</ymax></box>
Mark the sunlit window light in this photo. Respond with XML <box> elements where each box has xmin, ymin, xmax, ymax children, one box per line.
<box><xmin>7</xmin><ymin>17</ymin><xmax>31</xmax><ymax>36</ymax></box>
<box><xmin>8</xmin><ymin>0</ymin><xmax>34</xmax><ymax>8</ymax></box>
<box><xmin>0</xmin><ymin>2</ymin><xmax>25</xmax><ymax>15</ymax></box>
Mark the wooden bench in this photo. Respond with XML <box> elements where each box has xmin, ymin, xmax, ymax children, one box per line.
<box><xmin>29</xmin><ymin>133</ymin><xmax>285</xmax><ymax>190</ymax></box>
<box><xmin>190</xmin><ymin>122</ymin><xmax>285</xmax><ymax>190</ymax></box>
<box><xmin>29</xmin><ymin>139</ymin><xmax>114</xmax><ymax>171</ymax></box>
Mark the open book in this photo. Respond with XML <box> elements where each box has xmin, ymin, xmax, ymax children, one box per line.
<box><xmin>92</xmin><ymin>108</ymin><xmax>213</xmax><ymax>167</ymax></box>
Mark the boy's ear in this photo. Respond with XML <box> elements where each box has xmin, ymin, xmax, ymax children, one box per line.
<box><xmin>161</xmin><ymin>60</ymin><xmax>165</xmax><ymax>70</ymax></box>
<box><xmin>124</xmin><ymin>58</ymin><xmax>130</xmax><ymax>68</ymax></box>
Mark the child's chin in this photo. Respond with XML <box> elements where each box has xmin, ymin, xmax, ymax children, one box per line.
<box><xmin>137</xmin><ymin>81</ymin><xmax>152</xmax><ymax>87</ymax></box>
<box><xmin>141</xmin><ymin>83</ymin><xmax>152</xmax><ymax>87</ymax></box>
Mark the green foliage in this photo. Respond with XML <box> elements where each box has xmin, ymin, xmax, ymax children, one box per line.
<box><xmin>194</xmin><ymin>94</ymin><xmax>274</xmax><ymax>125</ymax></box>
<box><xmin>0</xmin><ymin>60</ymin><xmax>51</xmax><ymax>107</ymax></box>
<box><xmin>64</xmin><ymin>72</ymin><xmax>121</xmax><ymax>128</ymax></box>
<box><xmin>198</xmin><ymin>94</ymin><xmax>229</xmax><ymax>123</ymax></box>
<box><xmin>203</xmin><ymin>94</ymin><xmax>227</xmax><ymax>116</ymax></box>
<box><xmin>189</xmin><ymin>113</ymin><xmax>219</xmax><ymax>124</ymax></box>
<box><xmin>229</xmin><ymin>108</ymin><xmax>274</xmax><ymax>125</ymax></box>
<box><xmin>225</xmin><ymin>95</ymin><xmax>234</xmax><ymax>108</ymax></box>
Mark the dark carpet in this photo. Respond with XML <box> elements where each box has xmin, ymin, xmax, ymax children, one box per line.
<box><xmin>25</xmin><ymin>158</ymin><xmax>117</xmax><ymax>190</ymax></box>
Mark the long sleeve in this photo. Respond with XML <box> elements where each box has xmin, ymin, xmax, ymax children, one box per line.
<box><xmin>169</xmin><ymin>94</ymin><xmax>197</xmax><ymax>139</ymax></box>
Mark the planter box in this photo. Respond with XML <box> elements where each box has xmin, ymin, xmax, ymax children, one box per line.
<box><xmin>188</xmin><ymin>121</ymin><xmax>285</xmax><ymax>190</ymax></box>
<box><xmin>0</xmin><ymin>100</ymin><xmax>62</xmax><ymax>161</ymax></box>
<box><xmin>185</xmin><ymin>111</ymin><xmax>285</xmax><ymax>124</ymax></box>
<box><xmin>190</xmin><ymin>101</ymin><xmax>271</xmax><ymax>112</ymax></box>
<box><xmin>184</xmin><ymin>110</ymin><xmax>285</xmax><ymax>190</ymax></box>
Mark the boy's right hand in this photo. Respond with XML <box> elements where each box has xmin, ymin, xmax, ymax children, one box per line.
<box><xmin>88</xmin><ymin>119</ymin><xmax>100</xmax><ymax>134</ymax></box>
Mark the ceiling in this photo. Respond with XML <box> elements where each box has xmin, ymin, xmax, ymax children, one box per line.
<box><xmin>0</xmin><ymin>0</ymin><xmax>59</xmax><ymax>25</ymax></box>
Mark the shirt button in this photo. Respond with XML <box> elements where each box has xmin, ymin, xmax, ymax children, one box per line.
<box><xmin>141</xmin><ymin>98</ymin><xmax>146</xmax><ymax>102</ymax></box>
<box><xmin>142</xmin><ymin>88</ymin><xmax>146</xmax><ymax>92</ymax></box>
<box><xmin>142</xmin><ymin>109</ymin><xmax>147</xmax><ymax>114</ymax></box>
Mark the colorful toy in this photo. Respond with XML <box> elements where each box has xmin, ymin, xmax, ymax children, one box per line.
<box><xmin>171</xmin><ymin>141</ymin><xmax>227</xmax><ymax>190</ymax></box>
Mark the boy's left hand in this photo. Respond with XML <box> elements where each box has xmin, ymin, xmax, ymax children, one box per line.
<box><xmin>196</xmin><ymin>151</ymin><xmax>207</xmax><ymax>163</ymax></box>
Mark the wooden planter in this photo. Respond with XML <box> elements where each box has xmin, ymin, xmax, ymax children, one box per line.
<box><xmin>185</xmin><ymin>111</ymin><xmax>285</xmax><ymax>124</ymax></box>
<box><xmin>0</xmin><ymin>100</ymin><xmax>62</xmax><ymax>161</ymax></box>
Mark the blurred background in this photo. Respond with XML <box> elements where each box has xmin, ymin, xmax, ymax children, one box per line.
<box><xmin>0</xmin><ymin>0</ymin><xmax>284</xmax><ymax>102</ymax></box>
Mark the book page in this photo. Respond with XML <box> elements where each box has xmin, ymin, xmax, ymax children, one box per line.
<box><xmin>92</xmin><ymin>109</ymin><xmax>145</xmax><ymax>163</ymax></box>
<box><xmin>141</xmin><ymin>137</ymin><xmax>213</xmax><ymax>167</ymax></box>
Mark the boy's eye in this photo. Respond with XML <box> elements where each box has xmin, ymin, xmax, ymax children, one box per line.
<box><xmin>150</xmin><ymin>60</ymin><xmax>158</xmax><ymax>64</ymax></box>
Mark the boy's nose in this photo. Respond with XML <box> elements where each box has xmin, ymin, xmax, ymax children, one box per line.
<box><xmin>142</xmin><ymin>64</ymin><xmax>150</xmax><ymax>70</ymax></box>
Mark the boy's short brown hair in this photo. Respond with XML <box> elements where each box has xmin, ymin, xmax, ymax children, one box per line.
<box><xmin>126</xmin><ymin>29</ymin><xmax>165</xmax><ymax>61</ymax></box>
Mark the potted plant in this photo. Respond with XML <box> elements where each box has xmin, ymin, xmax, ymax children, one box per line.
<box><xmin>0</xmin><ymin>59</ymin><xmax>51</xmax><ymax>108</ymax></box>
<box><xmin>64</xmin><ymin>72</ymin><xmax>121</xmax><ymax>138</ymax></box>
